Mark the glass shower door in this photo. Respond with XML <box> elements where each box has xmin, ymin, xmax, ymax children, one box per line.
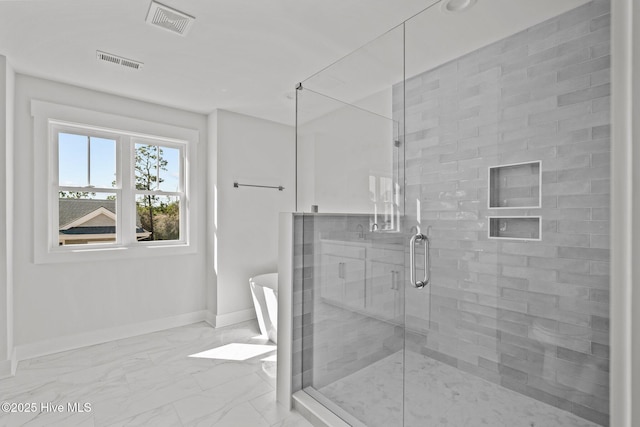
<box><xmin>402</xmin><ymin>1</ymin><xmax>610</xmax><ymax>426</ymax></box>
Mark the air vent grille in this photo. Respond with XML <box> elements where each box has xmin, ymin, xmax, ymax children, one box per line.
<box><xmin>96</xmin><ymin>51</ymin><xmax>144</xmax><ymax>70</ymax></box>
<box><xmin>146</xmin><ymin>1</ymin><xmax>195</xmax><ymax>36</ymax></box>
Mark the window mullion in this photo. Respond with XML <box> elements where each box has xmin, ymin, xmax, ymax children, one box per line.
<box><xmin>155</xmin><ymin>145</ymin><xmax>160</xmax><ymax>191</ymax></box>
<box><xmin>87</xmin><ymin>136</ymin><xmax>91</xmax><ymax>187</ymax></box>
<box><xmin>57</xmin><ymin>186</ymin><xmax>116</xmax><ymax>193</ymax></box>
<box><xmin>135</xmin><ymin>190</ymin><xmax>183</xmax><ymax>197</ymax></box>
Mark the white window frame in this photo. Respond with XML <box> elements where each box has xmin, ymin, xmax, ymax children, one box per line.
<box><xmin>32</xmin><ymin>100</ymin><xmax>198</xmax><ymax>263</ymax></box>
<box><xmin>52</xmin><ymin>124</ymin><xmax>124</xmax><ymax>247</ymax></box>
<box><xmin>131</xmin><ymin>138</ymin><xmax>187</xmax><ymax>246</ymax></box>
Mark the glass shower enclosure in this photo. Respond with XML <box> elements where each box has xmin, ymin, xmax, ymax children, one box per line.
<box><xmin>293</xmin><ymin>1</ymin><xmax>610</xmax><ymax>426</ymax></box>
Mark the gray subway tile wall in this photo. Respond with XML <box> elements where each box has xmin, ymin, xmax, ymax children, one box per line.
<box><xmin>398</xmin><ymin>1</ymin><xmax>610</xmax><ymax>425</ymax></box>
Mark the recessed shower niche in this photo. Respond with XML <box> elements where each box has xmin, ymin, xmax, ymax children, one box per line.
<box><xmin>488</xmin><ymin>216</ymin><xmax>541</xmax><ymax>241</ymax></box>
<box><xmin>488</xmin><ymin>161</ymin><xmax>541</xmax><ymax>209</ymax></box>
<box><xmin>488</xmin><ymin>161</ymin><xmax>542</xmax><ymax>241</ymax></box>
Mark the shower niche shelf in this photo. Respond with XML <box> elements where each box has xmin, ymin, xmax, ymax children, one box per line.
<box><xmin>488</xmin><ymin>161</ymin><xmax>541</xmax><ymax>209</ymax></box>
<box><xmin>488</xmin><ymin>216</ymin><xmax>541</xmax><ymax>241</ymax></box>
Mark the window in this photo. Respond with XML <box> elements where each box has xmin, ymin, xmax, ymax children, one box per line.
<box><xmin>56</xmin><ymin>130</ymin><xmax>120</xmax><ymax>246</ymax></box>
<box><xmin>53</xmin><ymin>124</ymin><xmax>185</xmax><ymax>248</ymax></box>
<box><xmin>32</xmin><ymin>100</ymin><xmax>198</xmax><ymax>263</ymax></box>
<box><xmin>134</xmin><ymin>142</ymin><xmax>183</xmax><ymax>242</ymax></box>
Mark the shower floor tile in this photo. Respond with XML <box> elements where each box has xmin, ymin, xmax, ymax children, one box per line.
<box><xmin>319</xmin><ymin>351</ymin><xmax>601</xmax><ymax>427</ymax></box>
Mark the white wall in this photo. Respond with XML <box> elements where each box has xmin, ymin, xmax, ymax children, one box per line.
<box><xmin>206</xmin><ymin>111</ymin><xmax>218</xmax><ymax>325</ymax></box>
<box><xmin>0</xmin><ymin>56</ymin><xmax>15</xmax><ymax>377</ymax></box>
<box><xmin>12</xmin><ymin>75</ymin><xmax>208</xmax><ymax>353</ymax></box>
<box><xmin>6</xmin><ymin>58</ymin><xmax>14</xmax><ymax>372</ymax></box>
<box><xmin>212</xmin><ymin>110</ymin><xmax>295</xmax><ymax>323</ymax></box>
<box><xmin>0</xmin><ymin>57</ymin><xmax>7</xmax><ymax>372</ymax></box>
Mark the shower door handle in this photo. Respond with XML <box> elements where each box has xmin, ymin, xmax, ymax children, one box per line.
<box><xmin>409</xmin><ymin>233</ymin><xmax>430</xmax><ymax>289</ymax></box>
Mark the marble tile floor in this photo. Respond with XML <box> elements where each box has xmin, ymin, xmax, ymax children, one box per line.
<box><xmin>0</xmin><ymin>321</ymin><xmax>313</xmax><ymax>427</ymax></box>
<box><xmin>320</xmin><ymin>351</ymin><xmax>602</xmax><ymax>427</ymax></box>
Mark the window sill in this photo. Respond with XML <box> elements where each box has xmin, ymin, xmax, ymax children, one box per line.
<box><xmin>35</xmin><ymin>243</ymin><xmax>196</xmax><ymax>264</ymax></box>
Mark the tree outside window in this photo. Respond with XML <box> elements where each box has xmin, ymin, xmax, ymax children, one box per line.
<box><xmin>134</xmin><ymin>143</ymin><xmax>182</xmax><ymax>241</ymax></box>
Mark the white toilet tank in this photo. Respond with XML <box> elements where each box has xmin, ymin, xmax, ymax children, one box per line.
<box><xmin>249</xmin><ymin>273</ymin><xmax>278</xmax><ymax>343</ymax></box>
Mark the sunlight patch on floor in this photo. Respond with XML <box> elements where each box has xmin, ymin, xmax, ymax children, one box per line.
<box><xmin>189</xmin><ymin>343</ymin><xmax>276</xmax><ymax>361</ymax></box>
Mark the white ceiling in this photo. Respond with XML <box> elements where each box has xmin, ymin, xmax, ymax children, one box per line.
<box><xmin>0</xmin><ymin>0</ymin><xmax>589</xmax><ymax>125</ymax></box>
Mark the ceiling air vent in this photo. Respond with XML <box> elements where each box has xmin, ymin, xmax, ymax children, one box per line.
<box><xmin>96</xmin><ymin>51</ymin><xmax>144</xmax><ymax>70</ymax></box>
<box><xmin>145</xmin><ymin>1</ymin><xmax>195</xmax><ymax>36</ymax></box>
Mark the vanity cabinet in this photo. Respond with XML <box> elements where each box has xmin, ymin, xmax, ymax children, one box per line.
<box><xmin>318</xmin><ymin>239</ymin><xmax>405</xmax><ymax>320</ymax></box>
<box><xmin>319</xmin><ymin>242</ymin><xmax>366</xmax><ymax>310</ymax></box>
<box><xmin>368</xmin><ymin>247</ymin><xmax>404</xmax><ymax>321</ymax></box>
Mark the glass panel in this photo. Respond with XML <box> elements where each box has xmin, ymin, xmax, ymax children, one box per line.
<box><xmin>302</xmin><ymin>21</ymin><xmax>404</xmax><ymax>119</ymax></box>
<box><xmin>403</xmin><ymin>3</ymin><xmax>503</xmax><ymax>422</ymax></box>
<box><xmin>301</xmin><ymin>213</ymin><xmax>405</xmax><ymax>427</ymax></box>
<box><xmin>58</xmin><ymin>132</ymin><xmax>88</xmax><ymax>187</ymax></box>
<box><xmin>89</xmin><ymin>136</ymin><xmax>116</xmax><ymax>189</ymax></box>
<box><xmin>158</xmin><ymin>146</ymin><xmax>181</xmax><ymax>192</ymax></box>
<box><xmin>135</xmin><ymin>194</ymin><xmax>180</xmax><ymax>241</ymax></box>
<box><xmin>59</xmin><ymin>133</ymin><xmax>116</xmax><ymax>188</ymax></box>
<box><xmin>296</xmin><ymin>88</ymin><xmax>399</xmax><ymax>222</ymax></box>
<box><xmin>297</xmin><ymin>24</ymin><xmax>405</xmax><ymax>427</ymax></box>
<box><xmin>134</xmin><ymin>143</ymin><xmax>180</xmax><ymax>192</ymax></box>
<box><xmin>403</xmin><ymin>1</ymin><xmax>610</xmax><ymax>426</ymax></box>
<box><xmin>298</xmin><ymin>22</ymin><xmax>404</xmax><ymax>219</ymax></box>
<box><xmin>58</xmin><ymin>192</ymin><xmax>117</xmax><ymax>246</ymax></box>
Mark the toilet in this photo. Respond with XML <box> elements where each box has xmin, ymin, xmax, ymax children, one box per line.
<box><xmin>249</xmin><ymin>273</ymin><xmax>278</xmax><ymax>343</ymax></box>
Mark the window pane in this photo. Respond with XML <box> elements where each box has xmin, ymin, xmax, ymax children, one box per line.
<box><xmin>134</xmin><ymin>143</ymin><xmax>181</xmax><ymax>192</ymax></box>
<box><xmin>89</xmin><ymin>137</ymin><xmax>116</xmax><ymax>188</ymax></box>
<box><xmin>135</xmin><ymin>194</ymin><xmax>180</xmax><ymax>242</ymax></box>
<box><xmin>59</xmin><ymin>133</ymin><xmax>88</xmax><ymax>187</ymax></box>
<box><xmin>134</xmin><ymin>143</ymin><xmax>160</xmax><ymax>191</ymax></box>
<box><xmin>58</xmin><ymin>192</ymin><xmax>117</xmax><ymax>246</ymax></box>
<box><xmin>59</xmin><ymin>133</ymin><xmax>116</xmax><ymax>189</ymax></box>
<box><xmin>158</xmin><ymin>146</ymin><xmax>180</xmax><ymax>192</ymax></box>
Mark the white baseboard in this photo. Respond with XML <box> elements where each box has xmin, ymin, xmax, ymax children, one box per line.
<box><xmin>204</xmin><ymin>310</ymin><xmax>216</xmax><ymax>328</ymax></box>
<box><xmin>15</xmin><ymin>310</ymin><xmax>208</xmax><ymax>362</ymax></box>
<box><xmin>0</xmin><ymin>348</ymin><xmax>18</xmax><ymax>378</ymax></box>
<box><xmin>214</xmin><ymin>308</ymin><xmax>256</xmax><ymax>328</ymax></box>
<box><xmin>12</xmin><ymin>308</ymin><xmax>257</xmax><ymax>365</ymax></box>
